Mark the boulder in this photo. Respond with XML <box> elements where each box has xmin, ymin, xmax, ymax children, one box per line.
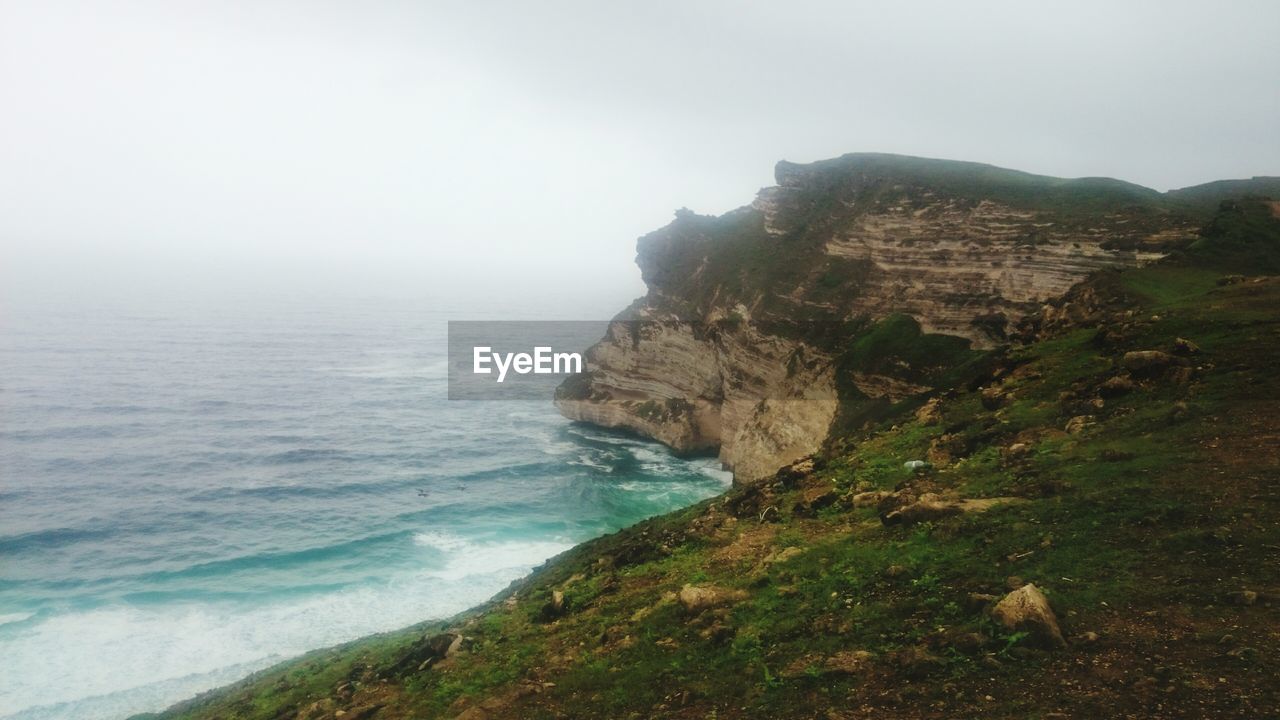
<box><xmin>1099</xmin><ymin>375</ymin><xmax>1135</xmax><ymax>398</ymax></box>
<box><xmin>677</xmin><ymin>584</ymin><xmax>747</xmax><ymax>613</ymax></box>
<box><xmin>536</xmin><ymin>590</ymin><xmax>566</xmax><ymax>623</ymax></box>
<box><xmin>990</xmin><ymin>584</ymin><xmax>1066</xmax><ymax>649</ymax></box>
<box><xmin>389</xmin><ymin>631</ymin><xmax>464</xmax><ymax>676</ymax></box>
<box><xmin>882</xmin><ymin>492</ymin><xmax>962</xmax><ymax>525</ymax></box>
<box><xmin>879</xmin><ymin>492</ymin><xmax>1023</xmax><ymax>526</ymax></box>
<box><xmin>1121</xmin><ymin>350</ymin><xmax>1177</xmax><ymax>374</ymax></box>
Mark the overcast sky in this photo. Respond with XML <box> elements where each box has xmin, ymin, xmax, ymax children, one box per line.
<box><xmin>2</xmin><ymin>0</ymin><xmax>1277</xmax><ymax>313</ymax></box>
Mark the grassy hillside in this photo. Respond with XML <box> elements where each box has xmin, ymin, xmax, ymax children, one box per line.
<box><xmin>146</xmin><ymin>203</ymin><xmax>1280</xmax><ymax>720</ymax></box>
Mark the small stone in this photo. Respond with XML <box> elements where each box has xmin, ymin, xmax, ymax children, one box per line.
<box><xmin>1173</xmin><ymin>337</ymin><xmax>1201</xmax><ymax>355</ymax></box>
<box><xmin>991</xmin><ymin>583</ymin><xmax>1066</xmax><ymax>649</ymax></box>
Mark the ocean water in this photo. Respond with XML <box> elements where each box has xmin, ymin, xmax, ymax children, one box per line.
<box><xmin>0</xmin><ymin>295</ymin><xmax>730</xmax><ymax>720</ymax></box>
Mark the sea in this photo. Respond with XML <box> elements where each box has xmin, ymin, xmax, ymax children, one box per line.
<box><xmin>0</xmin><ymin>292</ymin><xmax>730</xmax><ymax>720</ymax></box>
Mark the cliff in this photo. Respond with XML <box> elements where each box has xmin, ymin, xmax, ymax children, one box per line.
<box><xmin>557</xmin><ymin>154</ymin><xmax>1215</xmax><ymax>482</ymax></box>
<box><xmin>148</xmin><ymin>194</ymin><xmax>1280</xmax><ymax>720</ymax></box>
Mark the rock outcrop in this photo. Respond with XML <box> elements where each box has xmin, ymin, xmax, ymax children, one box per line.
<box><xmin>557</xmin><ymin>153</ymin><xmax>1207</xmax><ymax>482</ymax></box>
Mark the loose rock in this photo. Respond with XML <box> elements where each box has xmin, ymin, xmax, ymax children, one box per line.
<box><xmin>1099</xmin><ymin>375</ymin><xmax>1135</xmax><ymax>397</ymax></box>
<box><xmin>991</xmin><ymin>583</ymin><xmax>1066</xmax><ymax>649</ymax></box>
<box><xmin>678</xmin><ymin>584</ymin><xmax>747</xmax><ymax>613</ymax></box>
<box><xmin>1121</xmin><ymin>350</ymin><xmax>1177</xmax><ymax>374</ymax></box>
<box><xmin>849</xmin><ymin>490</ymin><xmax>891</xmax><ymax>508</ymax></box>
<box><xmin>536</xmin><ymin>591</ymin><xmax>567</xmax><ymax>623</ymax></box>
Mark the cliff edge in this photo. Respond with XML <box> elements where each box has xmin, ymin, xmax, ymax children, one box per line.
<box><xmin>557</xmin><ymin>153</ymin><xmax>1217</xmax><ymax>482</ymax></box>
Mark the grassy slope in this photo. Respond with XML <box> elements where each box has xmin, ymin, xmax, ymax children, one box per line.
<box><xmin>149</xmin><ymin>239</ymin><xmax>1280</xmax><ymax>719</ymax></box>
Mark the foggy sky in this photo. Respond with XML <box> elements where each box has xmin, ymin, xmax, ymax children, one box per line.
<box><xmin>2</xmin><ymin>0</ymin><xmax>1277</xmax><ymax>313</ymax></box>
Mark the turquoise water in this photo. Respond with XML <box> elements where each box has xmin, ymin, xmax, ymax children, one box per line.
<box><xmin>0</xmin><ymin>296</ymin><xmax>729</xmax><ymax>720</ymax></box>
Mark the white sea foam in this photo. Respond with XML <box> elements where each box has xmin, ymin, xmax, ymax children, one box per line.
<box><xmin>693</xmin><ymin>461</ymin><xmax>734</xmax><ymax>486</ymax></box>
<box><xmin>412</xmin><ymin>529</ymin><xmax>472</xmax><ymax>553</ymax></box>
<box><xmin>568</xmin><ymin>453</ymin><xmax>614</xmax><ymax>471</ymax></box>
<box><xmin>0</xmin><ymin>536</ymin><xmax>567</xmax><ymax>720</ymax></box>
<box><xmin>414</xmin><ymin>530</ymin><xmax>574</xmax><ymax>583</ymax></box>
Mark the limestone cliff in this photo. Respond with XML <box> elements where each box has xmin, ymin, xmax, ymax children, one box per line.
<box><xmin>556</xmin><ymin>153</ymin><xmax>1216</xmax><ymax>482</ymax></box>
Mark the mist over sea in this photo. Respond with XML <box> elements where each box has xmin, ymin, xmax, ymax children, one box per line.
<box><xmin>0</xmin><ymin>293</ymin><xmax>729</xmax><ymax>720</ymax></box>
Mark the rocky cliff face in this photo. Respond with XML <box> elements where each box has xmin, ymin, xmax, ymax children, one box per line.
<box><xmin>557</xmin><ymin>154</ymin><xmax>1207</xmax><ymax>482</ymax></box>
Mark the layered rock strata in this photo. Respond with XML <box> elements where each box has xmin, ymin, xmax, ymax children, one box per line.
<box><xmin>558</xmin><ymin>154</ymin><xmax>1207</xmax><ymax>482</ymax></box>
